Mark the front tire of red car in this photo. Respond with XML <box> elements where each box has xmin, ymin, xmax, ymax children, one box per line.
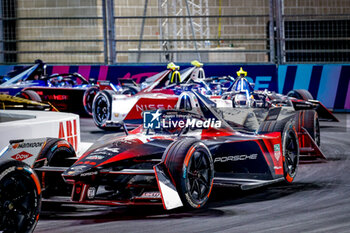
<box><xmin>164</xmin><ymin>139</ymin><xmax>214</xmax><ymax>209</ymax></box>
<box><xmin>294</xmin><ymin>110</ymin><xmax>320</xmax><ymax>146</ymax></box>
<box><xmin>0</xmin><ymin>160</ymin><xmax>41</xmax><ymax>233</ymax></box>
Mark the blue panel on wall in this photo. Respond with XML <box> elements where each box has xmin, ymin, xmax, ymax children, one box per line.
<box><xmin>317</xmin><ymin>65</ymin><xmax>342</xmax><ymax>108</ymax></box>
<box><xmin>293</xmin><ymin>64</ymin><xmax>313</xmax><ymax>90</ymax></box>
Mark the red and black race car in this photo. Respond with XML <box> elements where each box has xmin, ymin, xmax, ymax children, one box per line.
<box><xmin>0</xmin><ymin>91</ymin><xmax>323</xmax><ymax>231</ymax></box>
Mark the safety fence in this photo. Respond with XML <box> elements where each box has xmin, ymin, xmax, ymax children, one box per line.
<box><xmin>0</xmin><ymin>0</ymin><xmax>349</xmax><ymax>64</ymax></box>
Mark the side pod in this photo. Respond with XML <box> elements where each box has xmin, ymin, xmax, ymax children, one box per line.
<box><xmin>153</xmin><ymin>164</ymin><xmax>183</xmax><ymax>210</ymax></box>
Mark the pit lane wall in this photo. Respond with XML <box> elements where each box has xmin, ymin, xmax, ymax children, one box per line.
<box><xmin>0</xmin><ymin>64</ymin><xmax>349</xmax><ymax>110</ymax></box>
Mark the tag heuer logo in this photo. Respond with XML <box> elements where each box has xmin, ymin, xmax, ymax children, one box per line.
<box><xmin>274</xmin><ymin>144</ymin><xmax>280</xmax><ymax>152</ymax></box>
<box><xmin>11</xmin><ymin>151</ymin><xmax>33</xmax><ymax>161</ymax></box>
<box><xmin>143</xmin><ymin>110</ymin><xmax>161</xmax><ymax>129</ymax></box>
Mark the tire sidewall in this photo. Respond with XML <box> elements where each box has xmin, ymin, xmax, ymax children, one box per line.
<box><xmin>16</xmin><ymin>90</ymin><xmax>42</xmax><ymax>102</ymax></box>
<box><xmin>164</xmin><ymin>140</ymin><xmax>214</xmax><ymax>209</ymax></box>
<box><xmin>92</xmin><ymin>91</ymin><xmax>112</xmax><ymax>129</ymax></box>
<box><xmin>83</xmin><ymin>86</ymin><xmax>99</xmax><ymax>116</ymax></box>
<box><xmin>282</xmin><ymin>122</ymin><xmax>299</xmax><ymax>183</ymax></box>
<box><xmin>0</xmin><ymin>160</ymin><xmax>41</xmax><ymax>233</ymax></box>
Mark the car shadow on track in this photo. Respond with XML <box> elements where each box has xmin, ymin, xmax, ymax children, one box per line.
<box><xmin>39</xmin><ymin>181</ymin><xmax>322</xmax><ymax>223</ymax></box>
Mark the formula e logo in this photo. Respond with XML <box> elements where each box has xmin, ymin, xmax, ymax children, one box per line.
<box><xmin>11</xmin><ymin>151</ymin><xmax>33</xmax><ymax>161</ymax></box>
<box><xmin>143</xmin><ymin>110</ymin><xmax>161</xmax><ymax>129</ymax></box>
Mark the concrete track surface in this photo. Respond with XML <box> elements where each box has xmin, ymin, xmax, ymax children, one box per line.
<box><xmin>35</xmin><ymin>114</ymin><xmax>350</xmax><ymax>233</ymax></box>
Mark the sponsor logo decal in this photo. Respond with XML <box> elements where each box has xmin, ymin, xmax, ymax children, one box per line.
<box><xmin>11</xmin><ymin>151</ymin><xmax>34</xmax><ymax>161</ymax></box>
<box><xmin>214</xmin><ymin>154</ymin><xmax>258</xmax><ymax>163</ymax></box>
<box><xmin>59</xmin><ymin>119</ymin><xmax>78</xmax><ymax>151</ymax></box>
<box><xmin>12</xmin><ymin>142</ymin><xmax>44</xmax><ymax>149</ymax></box>
<box><xmin>136</xmin><ymin>104</ymin><xmax>173</xmax><ymax>112</ymax></box>
<box><xmin>80</xmin><ymin>171</ymin><xmax>98</xmax><ymax>177</ymax></box>
<box><xmin>87</xmin><ymin>187</ymin><xmax>96</xmax><ymax>199</ymax></box>
<box><xmin>140</xmin><ymin>192</ymin><xmax>161</xmax><ymax>199</ymax></box>
<box><xmin>86</xmin><ymin>155</ymin><xmax>104</xmax><ymax>160</ymax></box>
<box><xmin>274</xmin><ymin>144</ymin><xmax>281</xmax><ymax>161</ymax></box>
<box><xmin>44</xmin><ymin>94</ymin><xmax>69</xmax><ymax>101</ymax></box>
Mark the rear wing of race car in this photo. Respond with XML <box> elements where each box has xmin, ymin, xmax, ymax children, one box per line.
<box><xmin>291</xmin><ymin>99</ymin><xmax>339</xmax><ymax>122</ymax></box>
<box><xmin>261</xmin><ymin>107</ymin><xmax>327</xmax><ymax>162</ymax></box>
<box><xmin>309</xmin><ymin>100</ymin><xmax>339</xmax><ymax>122</ymax></box>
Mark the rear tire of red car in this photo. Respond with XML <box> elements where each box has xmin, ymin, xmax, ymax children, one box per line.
<box><xmin>164</xmin><ymin>139</ymin><xmax>214</xmax><ymax>209</ymax></box>
<box><xmin>83</xmin><ymin>86</ymin><xmax>99</xmax><ymax>116</ymax></box>
<box><xmin>294</xmin><ymin>110</ymin><xmax>320</xmax><ymax>146</ymax></box>
<box><xmin>287</xmin><ymin>89</ymin><xmax>314</xmax><ymax>101</ymax></box>
<box><xmin>15</xmin><ymin>90</ymin><xmax>42</xmax><ymax>102</ymax></box>
<box><xmin>0</xmin><ymin>160</ymin><xmax>41</xmax><ymax>233</ymax></box>
<box><xmin>281</xmin><ymin>120</ymin><xmax>300</xmax><ymax>183</ymax></box>
<box><xmin>37</xmin><ymin>138</ymin><xmax>76</xmax><ymax>199</ymax></box>
<box><xmin>258</xmin><ymin>118</ymin><xmax>299</xmax><ymax>183</ymax></box>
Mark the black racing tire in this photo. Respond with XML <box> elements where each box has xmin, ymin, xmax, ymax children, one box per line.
<box><xmin>0</xmin><ymin>160</ymin><xmax>41</xmax><ymax>233</ymax></box>
<box><xmin>37</xmin><ymin>138</ymin><xmax>76</xmax><ymax>198</ymax></box>
<box><xmin>287</xmin><ymin>89</ymin><xmax>314</xmax><ymax>101</ymax></box>
<box><xmin>258</xmin><ymin>118</ymin><xmax>299</xmax><ymax>183</ymax></box>
<box><xmin>121</xmin><ymin>86</ymin><xmax>138</xmax><ymax>95</ymax></box>
<box><xmin>15</xmin><ymin>90</ymin><xmax>42</xmax><ymax>102</ymax></box>
<box><xmin>83</xmin><ymin>86</ymin><xmax>100</xmax><ymax>116</ymax></box>
<box><xmin>164</xmin><ymin>139</ymin><xmax>214</xmax><ymax>209</ymax></box>
<box><xmin>92</xmin><ymin>90</ymin><xmax>114</xmax><ymax>130</ymax></box>
<box><xmin>294</xmin><ymin>110</ymin><xmax>320</xmax><ymax>146</ymax></box>
<box><xmin>281</xmin><ymin>120</ymin><xmax>300</xmax><ymax>183</ymax></box>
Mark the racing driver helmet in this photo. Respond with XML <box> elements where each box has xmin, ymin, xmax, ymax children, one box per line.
<box><xmin>234</xmin><ymin>93</ymin><xmax>249</xmax><ymax>108</ymax></box>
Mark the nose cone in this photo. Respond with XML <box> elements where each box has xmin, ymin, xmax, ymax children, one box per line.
<box><xmin>62</xmin><ymin>164</ymin><xmax>94</xmax><ymax>178</ymax></box>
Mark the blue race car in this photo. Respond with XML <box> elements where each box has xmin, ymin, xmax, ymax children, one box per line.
<box><xmin>0</xmin><ymin>60</ymin><xmax>134</xmax><ymax>116</ymax></box>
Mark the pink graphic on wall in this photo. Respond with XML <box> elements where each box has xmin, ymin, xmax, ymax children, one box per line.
<box><xmin>52</xmin><ymin>66</ymin><xmax>69</xmax><ymax>75</ymax></box>
<box><xmin>119</xmin><ymin>72</ymin><xmax>158</xmax><ymax>83</ymax></box>
<box><xmin>77</xmin><ymin>66</ymin><xmax>91</xmax><ymax>79</ymax></box>
<box><xmin>98</xmin><ymin>66</ymin><xmax>108</xmax><ymax>81</ymax></box>
<box><xmin>77</xmin><ymin>66</ymin><xmax>91</xmax><ymax>84</ymax></box>
<box><xmin>345</xmin><ymin>81</ymin><xmax>350</xmax><ymax>109</ymax></box>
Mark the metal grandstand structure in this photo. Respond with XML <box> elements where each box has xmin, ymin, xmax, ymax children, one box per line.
<box><xmin>157</xmin><ymin>0</ymin><xmax>210</xmax><ymax>62</ymax></box>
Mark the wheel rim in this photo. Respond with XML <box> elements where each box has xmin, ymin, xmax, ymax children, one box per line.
<box><xmin>84</xmin><ymin>88</ymin><xmax>98</xmax><ymax>115</ymax></box>
<box><xmin>186</xmin><ymin>150</ymin><xmax>212</xmax><ymax>203</ymax></box>
<box><xmin>94</xmin><ymin>94</ymin><xmax>109</xmax><ymax>126</ymax></box>
<box><xmin>284</xmin><ymin>130</ymin><xmax>299</xmax><ymax>177</ymax></box>
<box><xmin>0</xmin><ymin>171</ymin><xmax>37</xmax><ymax>232</ymax></box>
